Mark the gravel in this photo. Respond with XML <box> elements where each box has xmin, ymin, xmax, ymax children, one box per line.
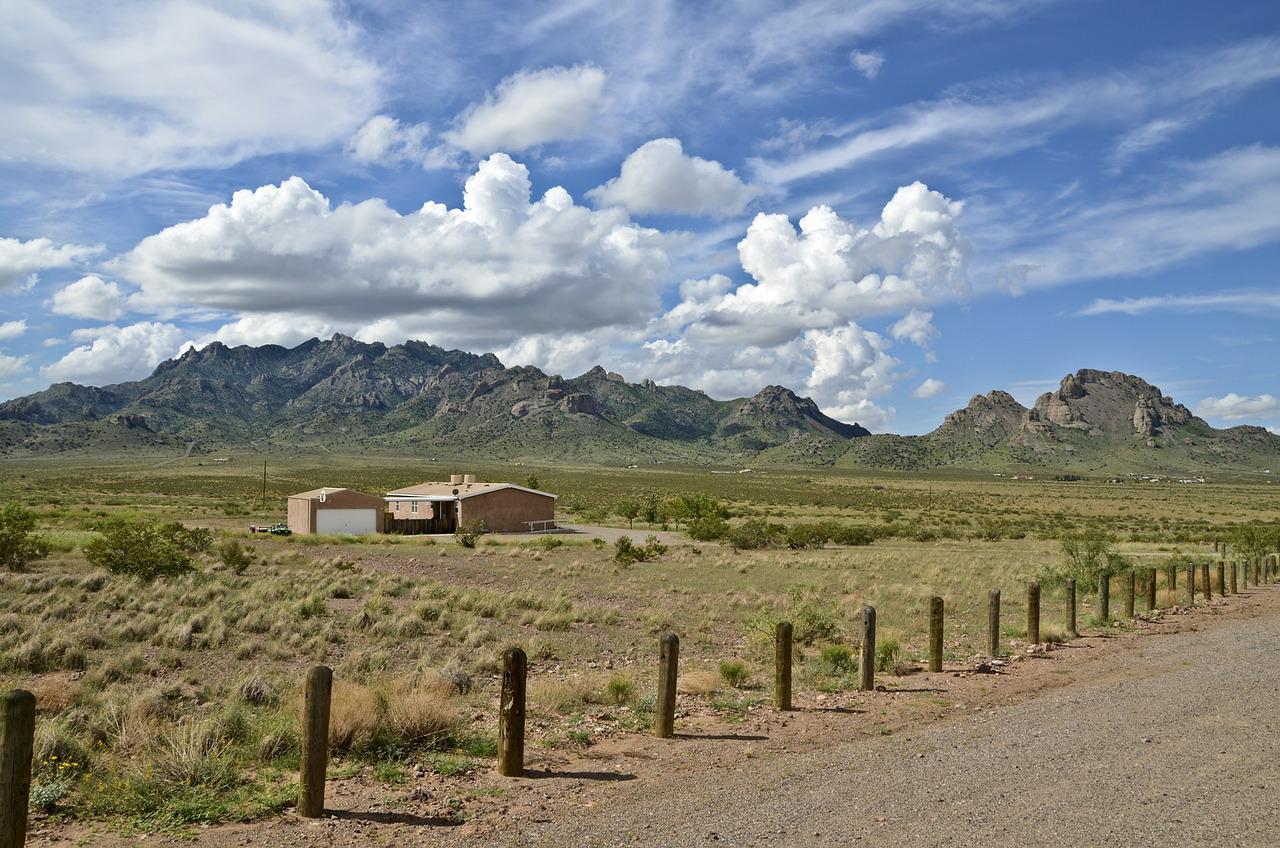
<box><xmin>515</xmin><ymin>599</ymin><xmax>1280</xmax><ymax>848</ymax></box>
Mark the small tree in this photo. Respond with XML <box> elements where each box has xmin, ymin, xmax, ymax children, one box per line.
<box><xmin>640</xmin><ymin>493</ymin><xmax>664</xmax><ymax>528</ymax></box>
<box><xmin>615</xmin><ymin>497</ymin><xmax>642</xmax><ymax>529</ymax></box>
<box><xmin>1233</xmin><ymin>525</ymin><xmax>1273</xmax><ymax>565</ymax></box>
<box><xmin>0</xmin><ymin>503</ymin><xmax>50</xmax><ymax>572</ymax></box>
<box><xmin>1055</xmin><ymin>528</ymin><xmax>1127</xmax><ymax>591</ymax></box>
<box><xmin>84</xmin><ymin>519</ymin><xmax>193</xmax><ymax>579</ymax></box>
<box><xmin>218</xmin><ymin>539</ymin><xmax>258</xmax><ymax>575</ymax></box>
<box><xmin>523</xmin><ymin>474</ymin><xmax>540</xmax><ymax>491</ymax></box>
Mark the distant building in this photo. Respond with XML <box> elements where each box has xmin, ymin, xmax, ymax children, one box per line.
<box><xmin>287</xmin><ymin>487</ymin><xmax>386</xmax><ymax>535</ymax></box>
<box><xmin>385</xmin><ymin>474</ymin><xmax>557</xmax><ymax>534</ymax></box>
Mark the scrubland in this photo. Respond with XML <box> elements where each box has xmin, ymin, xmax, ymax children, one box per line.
<box><xmin>0</xmin><ymin>454</ymin><xmax>1273</xmax><ymax>834</ymax></box>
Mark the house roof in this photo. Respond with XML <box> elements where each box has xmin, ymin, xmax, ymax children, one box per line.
<box><xmin>288</xmin><ymin>487</ymin><xmax>381</xmax><ymax>501</ymax></box>
<box><xmin>385</xmin><ymin>481</ymin><xmax>557</xmax><ymax>500</ymax></box>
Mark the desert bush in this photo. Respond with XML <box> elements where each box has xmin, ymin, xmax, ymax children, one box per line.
<box><xmin>84</xmin><ymin>519</ymin><xmax>195</xmax><ymax>580</ymax></box>
<box><xmin>727</xmin><ymin>519</ymin><xmax>784</xmax><ymax>550</ymax></box>
<box><xmin>327</xmin><ymin>681</ymin><xmax>381</xmax><ymax>752</ymax></box>
<box><xmin>785</xmin><ymin>523</ymin><xmax>830</xmax><ymax>549</ymax></box>
<box><xmin>815</xmin><ymin>643</ymin><xmax>856</xmax><ymax>675</ymax></box>
<box><xmin>687</xmin><ymin>516</ymin><xmax>729</xmax><ymax>541</ymax></box>
<box><xmin>1043</xmin><ymin>528</ymin><xmax>1128</xmax><ymax>592</ymax></box>
<box><xmin>718</xmin><ymin>659</ymin><xmax>750</xmax><ymax>689</ymax></box>
<box><xmin>383</xmin><ymin>677</ymin><xmax>460</xmax><ymax>746</ymax></box>
<box><xmin>875</xmin><ymin>638</ymin><xmax>901</xmax><ymax>673</ymax></box>
<box><xmin>153</xmin><ymin>718</ymin><xmax>238</xmax><ymax>790</ymax></box>
<box><xmin>454</xmin><ymin>520</ymin><xmax>487</xmax><ymax>549</ymax></box>
<box><xmin>613</xmin><ymin>535</ymin><xmax>668</xmax><ymax>565</ymax></box>
<box><xmin>217</xmin><ymin>540</ymin><xmax>258</xmax><ymax>575</ymax></box>
<box><xmin>0</xmin><ymin>503</ymin><xmax>50</xmax><ymax>572</ymax></box>
<box><xmin>605</xmin><ymin>674</ymin><xmax>635</xmax><ymax>705</ymax></box>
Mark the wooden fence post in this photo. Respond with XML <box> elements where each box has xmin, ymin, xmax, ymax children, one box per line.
<box><xmin>1244</xmin><ymin>559</ymin><xmax>1251</xmax><ymax>589</ymax></box>
<box><xmin>498</xmin><ymin>647</ymin><xmax>527</xmax><ymax>776</ymax></box>
<box><xmin>1098</xmin><ymin>573</ymin><xmax>1110</xmax><ymax>621</ymax></box>
<box><xmin>1027</xmin><ymin>583</ymin><xmax>1040</xmax><ymax>645</ymax></box>
<box><xmin>1146</xmin><ymin>568</ymin><xmax>1157</xmax><ymax>610</ymax></box>
<box><xmin>987</xmin><ymin>589</ymin><xmax>1001</xmax><ymax>657</ymax></box>
<box><xmin>1186</xmin><ymin>563</ymin><xmax>1196</xmax><ymax>605</ymax></box>
<box><xmin>1201</xmin><ymin>562</ymin><xmax>1211</xmax><ymax>600</ymax></box>
<box><xmin>928</xmin><ymin>597</ymin><xmax>944</xmax><ymax>672</ymax></box>
<box><xmin>1168</xmin><ymin>564</ymin><xmax>1176</xmax><ymax>591</ymax></box>
<box><xmin>859</xmin><ymin>606</ymin><xmax>877</xmax><ymax>692</ymax></box>
<box><xmin>1123</xmin><ymin>571</ymin><xmax>1135</xmax><ymax>618</ymax></box>
<box><xmin>774</xmin><ymin>621</ymin><xmax>792</xmax><ymax>711</ymax></box>
<box><xmin>298</xmin><ymin>665</ymin><xmax>332</xmax><ymax>819</ymax></box>
<box><xmin>1066</xmin><ymin>579</ymin><xmax>1077</xmax><ymax>638</ymax></box>
<box><xmin>654</xmin><ymin>634</ymin><xmax>679</xmax><ymax>738</ymax></box>
<box><xmin>0</xmin><ymin>690</ymin><xmax>35</xmax><ymax>848</ymax></box>
<box><xmin>1230</xmin><ymin>561</ymin><xmax>1238</xmax><ymax>595</ymax></box>
<box><xmin>1216</xmin><ymin>561</ymin><xmax>1225</xmax><ymax>598</ymax></box>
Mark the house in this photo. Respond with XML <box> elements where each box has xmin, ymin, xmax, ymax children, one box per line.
<box><xmin>384</xmin><ymin>474</ymin><xmax>557</xmax><ymax>534</ymax></box>
<box><xmin>287</xmin><ymin>488</ymin><xmax>386</xmax><ymax>535</ymax></box>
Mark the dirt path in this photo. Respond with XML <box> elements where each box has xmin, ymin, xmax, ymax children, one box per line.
<box><xmin>517</xmin><ymin>593</ymin><xmax>1280</xmax><ymax>848</ymax></box>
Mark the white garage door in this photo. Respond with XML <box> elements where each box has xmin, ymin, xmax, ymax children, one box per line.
<box><xmin>316</xmin><ymin>509</ymin><xmax>377</xmax><ymax>535</ymax></box>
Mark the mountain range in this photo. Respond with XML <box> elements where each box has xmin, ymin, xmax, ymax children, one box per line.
<box><xmin>1</xmin><ymin>336</ymin><xmax>1276</xmax><ymax>473</ymax></box>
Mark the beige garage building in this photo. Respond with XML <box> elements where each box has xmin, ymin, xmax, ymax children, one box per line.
<box><xmin>287</xmin><ymin>487</ymin><xmax>386</xmax><ymax>535</ymax></box>
<box><xmin>385</xmin><ymin>474</ymin><xmax>556</xmax><ymax>534</ymax></box>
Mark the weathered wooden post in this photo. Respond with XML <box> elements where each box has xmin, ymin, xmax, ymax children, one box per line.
<box><xmin>1026</xmin><ymin>582</ymin><xmax>1040</xmax><ymax>645</ymax></box>
<box><xmin>1230</xmin><ymin>561</ymin><xmax>1238</xmax><ymax>595</ymax></box>
<box><xmin>1066</xmin><ymin>579</ymin><xmax>1077</xmax><ymax>638</ymax></box>
<box><xmin>987</xmin><ymin>589</ymin><xmax>1001</xmax><ymax>656</ymax></box>
<box><xmin>298</xmin><ymin>665</ymin><xmax>332</xmax><ymax>818</ymax></box>
<box><xmin>1186</xmin><ymin>562</ymin><xmax>1196</xmax><ymax>605</ymax></box>
<box><xmin>1216</xmin><ymin>561</ymin><xmax>1225</xmax><ymax>598</ymax></box>
<box><xmin>1098</xmin><ymin>572</ymin><xmax>1110</xmax><ymax>621</ymax></box>
<box><xmin>859</xmin><ymin>606</ymin><xmax>877</xmax><ymax>692</ymax></box>
<box><xmin>497</xmin><ymin>647</ymin><xmax>527</xmax><ymax>776</ymax></box>
<box><xmin>1244</xmin><ymin>559</ymin><xmax>1251</xmax><ymax>589</ymax></box>
<box><xmin>0</xmin><ymin>690</ymin><xmax>35</xmax><ymax>848</ymax></box>
<box><xmin>1146</xmin><ymin>568</ymin><xmax>1157</xmax><ymax>610</ymax></box>
<box><xmin>1201</xmin><ymin>562</ymin><xmax>1211</xmax><ymax>600</ymax></box>
<box><xmin>774</xmin><ymin>621</ymin><xmax>792</xmax><ymax>711</ymax></box>
<box><xmin>928</xmin><ymin>596</ymin><xmax>944</xmax><ymax>672</ymax></box>
<box><xmin>1168</xmin><ymin>564</ymin><xmax>1177</xmax><ymax>592</ymax></box>
<box><xmin>1123</xmin><ymin>571</ymin><xmax>1135</xmax><ymax>618</ymax></box>
<box><xmin>654</xmin><ymin>634</ymin><xmax>679</xmax><ymax>738</ymax></box>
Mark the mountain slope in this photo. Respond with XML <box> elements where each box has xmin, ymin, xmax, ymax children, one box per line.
<box><xmin>0</xmin><ymin>335</ymin><xmax>871</xmax><ymax>463</ymax></box>
<box><xmin>839</xmin><ymin>369</ymin><xmax>1280</xmax><ymax>474</ymax></box>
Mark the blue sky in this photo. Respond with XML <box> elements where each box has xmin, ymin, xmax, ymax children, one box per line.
<box><xmin>2</xmin><ymin>0</ymin><xmax>1279</xmax><ymax>435</ymax></box>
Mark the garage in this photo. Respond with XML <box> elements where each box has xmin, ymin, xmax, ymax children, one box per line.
<box><xmin>287</xmin><ymin>487</ymin><xmax>385</xmax><ymax>535</ymax></box>
<box><xmin>316</xmin><ymin>508</ymin><xmax>378</xmax><ymax>535</ymax></box>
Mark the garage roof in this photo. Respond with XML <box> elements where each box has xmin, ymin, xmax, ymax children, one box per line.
<box><xmin>288</xmin><ymin>487</ymin><xmax>382</xmax><ymax>502</ymax></box>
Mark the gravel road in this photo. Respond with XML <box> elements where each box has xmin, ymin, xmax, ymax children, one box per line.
<box><xmin>516</xmin><ymin>600</ymin><xmax>1280</xmax><ymax>848</ymax></box>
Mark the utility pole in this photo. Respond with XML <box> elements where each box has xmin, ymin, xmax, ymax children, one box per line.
<box><xmin>262</xmin><ymin>459</ymin><xmax>267</xmax><ymax>511</ymax></box>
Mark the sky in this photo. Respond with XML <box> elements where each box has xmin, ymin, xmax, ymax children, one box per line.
<box><xmin>1</xmin><ymin>0</ymin><xmax>1279</xmax><ymax>436</ymax></box>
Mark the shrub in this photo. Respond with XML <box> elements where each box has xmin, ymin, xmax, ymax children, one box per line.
<box><xmin>454</xmin><ymin>520</ymin><xmax>487</xmax><ymax>549</ymax></box>
<box><xmin>327</xmin><ymin>682</ymin><xmax>381</xmax><ymax>751</ymax></box>
<box><xmin>614</xmin><ymin>535</ymin><xmax>667</xmax><ymax>565</ymax></box>
<box><xmin>0</xmin><ymin>504</ymin><xmax>50</xmax><ymax>572</ymax></box>
<box><xmin>727</xmin><ymin>519</ymin><xmax>784</xmax><ymax>550</ymax></box>
<box><xmin>1045</xmin><ymin>528</ymin><xmax>1128</xmax><ymax>592</ymax></box>
<box><xmin>614</xmin><ymin>497</ymin><xmax>642</xmax><ymax>528</ymax></box>
<box><xmin>687</xmin><ymin>516</ymin><xmax>729</xmax><ymax>541</ymax></box>
<box><xmin>718</xmin><ymin>659</ymin><xmax>750</xmax><ymax>689</ymax></box>
<box><xmin>157</xmin><ymin>522</ymin><xmax>213</xmax><ymax>555</ymax></box>
<box><xmin>785</xmin><ymin>523</ymin><xmax>830</xmax><ymax>550</ymax></box>
<box><xmin>816</xmin><ymin>644</ymin><xmax>856</xmax><ymax>674</ymax></box>
<box><xmin>875</xmin><ymin>638</ymin><xmax>901</xmax><ymax>674</ymax></box>
<box><xmin>218</xmin><ymin>540</ymin><xmax>258</xmax><ymax>574</ymax></box>
<box><xmin>383</xmin><ymin>679</ymin><xmax>459</xmax><ymax>747</ymax></box>
<box><xmin>605</xmin><ymin>674</ymin><xmax>635</xmax><ymax>705</ymax></box>
<box><xmin>84</xmin><ymin>519</ymin><xmax>194</xmax><ymax>580</ymax></box>
<box><xmin>827</xmin><ymin>524</ymin><xmax>876</xmax><ymax>546</ymax></box>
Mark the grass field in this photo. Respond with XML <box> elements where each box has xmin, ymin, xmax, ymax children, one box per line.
<box><xmin>0</xmin><ymin>453</ymin><xmax>1274</xmax><ymax>833</ymax></box>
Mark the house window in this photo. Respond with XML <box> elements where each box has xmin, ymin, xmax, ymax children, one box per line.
<box><xmin>411</xmin><ymin>502</ymin><xmax>419</xmax><ymax>514</ymax></box>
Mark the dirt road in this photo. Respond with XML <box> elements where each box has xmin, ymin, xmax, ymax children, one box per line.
<box><xmin>517</xmin><ymin>595</ymin><xmax>1280</xmax><ymax>848</ymax></box>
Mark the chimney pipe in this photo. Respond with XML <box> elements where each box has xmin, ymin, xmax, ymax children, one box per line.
<box><xmin>449</xmin><ymin>474</ymin><xmax>463</xmax><ymax>484</ymax></box>
<box><xmin>463</xmin><ymin>474</ymin><xmax>476</xmax><ymax>484</ymax></box>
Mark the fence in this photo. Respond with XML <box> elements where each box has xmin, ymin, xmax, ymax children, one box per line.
<box><xmin>0</xmin><ymin>546</ymin><xmax>1277</xmax><ymax>838</ymax></box>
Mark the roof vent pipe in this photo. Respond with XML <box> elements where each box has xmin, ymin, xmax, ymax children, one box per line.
<box><xmin>463</xmin><ymin>474</ymin><xmax>476</xmax><ymax>484</ymax></box>
<box><xmin>450</xmin><ymin>474</ymin><xmax>463</xmax><ymax>484</ymax></box>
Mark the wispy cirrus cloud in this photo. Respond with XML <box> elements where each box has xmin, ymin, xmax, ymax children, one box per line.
<box><xmin>1079</xmin><ymin>290</ymin><xmax>1280</xmax><ymax>317</ymax></box>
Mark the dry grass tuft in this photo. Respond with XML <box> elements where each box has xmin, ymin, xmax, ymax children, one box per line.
<box><xmin>677</xmin><ymin>669</ymin><xmax>721</xmax><ymax>695</ymax></box>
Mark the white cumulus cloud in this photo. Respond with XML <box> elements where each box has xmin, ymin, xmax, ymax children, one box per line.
<box><xmin>51</xmin><ymin>275</ymin><xmax>129</xmax><ymax>321</ymax></box>
<box><xmin>113</xmin><ymin>154</ymin><xmax>670</xmax><ymax>353</ymax></box>
<box><xmin>41</xmin><ymin>322</ymin><xmax>187</xmax><ymax>385</ymax></box>
<box><xmin>890</xmin><ymin>309</ymin><xmax>938</xmax><ymax>349</ymax></box>
<box><xmin>0</xmin><ymin>320</ymin><xmax>27</xmax><ymax>340</ymax></box>
<box><xmin>588</xmin><ymin>138</ymin><xmax>755</xmax><ymax>217</ymax></box>
<box><xmin>913</xmin><ymin>377</ymin><xmax>946</xmax><ymax>399</ymax></box>
<box><xmin>0</xmin><ymin>353</ymin><xmax>28</xmax><ymax>381</ymax></box>
<box><xmin>446</xmin><ymin>65</ymin><xmax>607</xmax><ymax>154</ymax></box>
<box><xmin>1194</xmin><ymin>393</ymin><xmax>1280</xmax><ymax>422</ymax></box>
<box><xmin>0</xmin><ymin>236</ymin><xmax>101</xmax><ymax>290</ymax></box>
